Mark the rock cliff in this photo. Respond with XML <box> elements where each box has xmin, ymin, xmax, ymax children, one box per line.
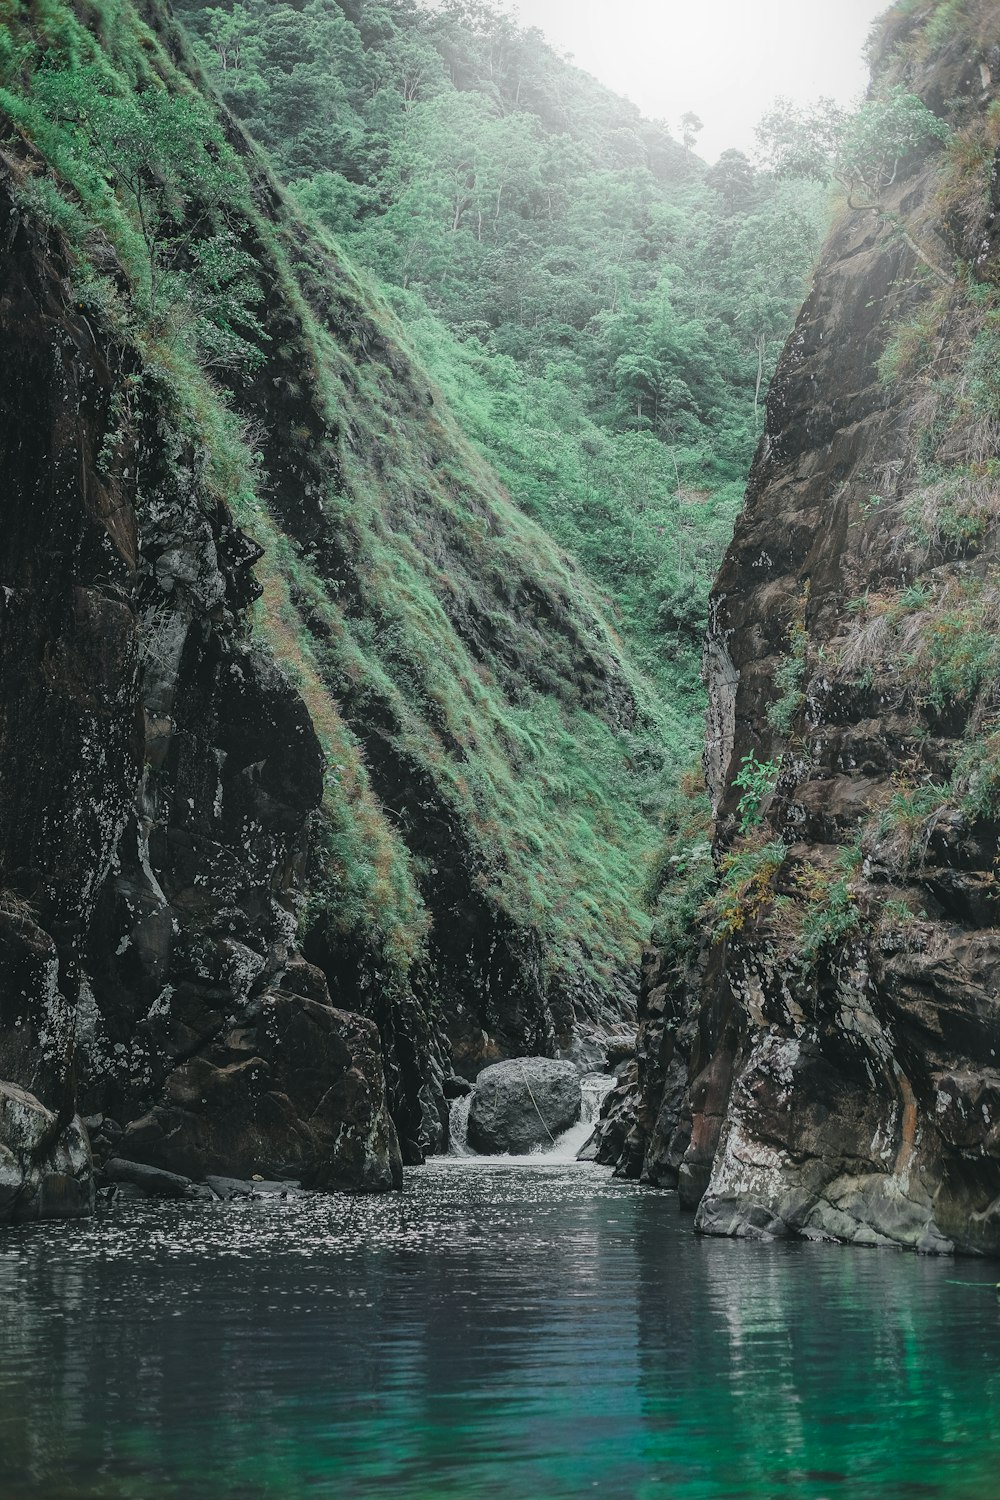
<box><xmin>0</xmin><ymin>0</ymin><xmax>650</xmax><ymax>1211</ymax></box>
<box><xmin>603</xmin><ymin>0</ymin><xmax>1000</xmax><ymax>1255</ymax></box>
<box><xmin>0</xmin><ymin>150</ymin><xmax>401</xmax><ymax>1203</ymax></box>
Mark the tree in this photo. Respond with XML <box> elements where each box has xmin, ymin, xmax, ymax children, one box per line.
<box><xmin>836</xmin><ymin>87</ymin><xmax>952</xmax><ymax>285</ymax></box>
<box><xmin>197</xmin><ymin>4</ymin><xmax>260</xmax><ymax>74</ymax></box>
<box><xmin>754</xmin><ymin>87</ymin><xmax>953</xmax><ymax>287</ymax></box>
<box><xmin>754</xmin><ymin>96</ymin><xmax>846</xmax><ymax>180</ymax></box>
<box><xmin>729</xmin><ymin>197</ymin><xmax>822</xmax><ymax>417</ymax></box>
<box><xmin>706</xmin><ymin>149</ymin><xmax>756</xmax><ymax>215</ymax></box>
<box><xmin>680</xmin><ymin>110</ymin><xmax>703</xmax><ymax>151</ymax></box>
<box><xmin>291</xmin><ymin>170</ymin><xmax>380</xmax><ymax>238</ymax></box>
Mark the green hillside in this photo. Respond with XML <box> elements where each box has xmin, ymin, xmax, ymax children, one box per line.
<box><xmin>0</xmin><ymin>0</ymin><xmax>826</xmax><ymax>1143</ymax></box>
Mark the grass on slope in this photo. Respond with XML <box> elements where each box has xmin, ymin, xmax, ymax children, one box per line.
<box><xmin>0</xmin><ymin>0</ymin><xmax>685</xmax><ymax>995</ymax></box>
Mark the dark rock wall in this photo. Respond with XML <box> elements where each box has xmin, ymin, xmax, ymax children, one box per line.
<box><xmin>0</xmin><ymin>158</ymin><xmax>401</xmax><ymax>1196</ymax></box>
<box><xmin>604</xmin><ymin>3</ymin><xmax>1000</xmax><ymax>1254</ymax></box>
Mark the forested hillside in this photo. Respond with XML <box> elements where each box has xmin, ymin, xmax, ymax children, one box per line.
<box><xmin>176</xmin><ymin>0</ymin><xmax>829</xmax><ymax>699</ymax></box>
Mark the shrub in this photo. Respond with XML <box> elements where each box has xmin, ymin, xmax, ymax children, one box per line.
<box><xmin>733</xmin><ymin>751</ymin><xmax>781</xmax><ymax>833</ymax></box>
<box><xmin>838</xmin><ymin>86</ymin><xmax>951</xmax><ymax>200</ymax></box>
<box><xmin>767</xmin><ymin>618</ymin><xmax>809</xmax><ymax>736</ymax></box>
<box><xmin>793</xmin><ymin>844</ymin><xmax>863</xmax><ymax>968</ymax></box>
<box><xmin>705</xmin><ymin>836</ymin><xmax>787</xmax><ymax>939</ymax></box>
<box><xmin>921</xmin><ymin>611</ymin><xmax>996</xmax><ymax>708</ymax></box>
<box><xmin>647</xmin><ymin>774</ymin><xmax>715</xmax><ymax>962</ymax></box>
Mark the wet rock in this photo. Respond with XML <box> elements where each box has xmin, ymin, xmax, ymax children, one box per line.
<box><xmin>102</xmin><ymin>1158</ymin><xmax>199</xmax><ymax>1200</ymax></box>
<box><xmin>467</xmin><ymin>1058</ymin><xmax>581</xmax><ymax>1155</ymax></box>
<box><xmin>204</xmin><ymin>1175</ymin><xmax>303</xmax><ymax>1200</ymax></box>
<box><xmin>555</xmin><ymin>1029</ymin><xmax>609</xmax><ymax>1074</ymax></box>
<box><xmin>594</xmin><ymin>1062</ymin><xmax>640</xmax><ymax>1171</ymax></box>
<box><xmin>0</xmin><ymin>1082</ymin><xmax>93</xmax><ymax>1223</ymax></box>
<box><xmin>117</xmin><ymin>990</ymin><xmax>403</xmax><ymax>1192</ymax></box>
<box><xmin>605</xmin><ymin>1035</ymin><xmax>637</xmax><ymax>1070</ymax></box>
<box><xmin>447</xmin><ymin>1018</ymin><xmax>504</xmax><ymax>1082</ymax></box>
<box><xmin>575</xmin><ymin>1130</ymin><xmax>599</xmax><ymax>1163</ymax></box>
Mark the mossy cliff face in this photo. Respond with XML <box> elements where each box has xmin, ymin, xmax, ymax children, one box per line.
<box><xmin>0</xmin><ymin>0</ymin><xmax>653</xmax><ymax>1200</ymax></box>
<box><xmin>0</xmin><ymin>153</ymin><xmax>401</xmax><ymax>1198</ymax></box>
<box><xmin>605</xmin><ymin>1</ymin><xmax>1000</xmax><ymax>1254</ymax></box>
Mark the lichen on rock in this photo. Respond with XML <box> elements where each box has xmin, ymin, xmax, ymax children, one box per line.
<box><xmin>0</xmin><ymin>1081</ymin><xmax>93</xmax><ymax>1224</ymax></box>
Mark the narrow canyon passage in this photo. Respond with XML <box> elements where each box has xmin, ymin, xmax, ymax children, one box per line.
<box><xmin>2</xmin><ymin>1163</ymin><xmax>999</xmax><ymax>1500</ymax></box>
<box><xmin>4</xmin><ymin>1</ymin><xmax>1000</xmax><ymax>1495</ymax></box>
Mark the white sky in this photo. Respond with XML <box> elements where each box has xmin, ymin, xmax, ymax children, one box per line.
<box><xmin>500</xmin><ymin>0</ymin><xmax>891</xmax><ymax>161</ymax></box>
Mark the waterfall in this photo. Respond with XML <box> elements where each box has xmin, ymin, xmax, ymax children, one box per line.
<box><xmin>543</xmin><ymin>1072</ymin><xmax>616</xmax><ymax>1162</ymax></box>
<box><xmin>581</xmin><ymin>1072</ymin><xmax>616</xmax><ymax>1125</ymax></box>
<box><xmin>445</xmin><ymin>1072</ymin><xmax>614</xmax><ymax>1162</ymax></box>
<box><xmin>447</xmin><ymin>1092</ymin><xmax>473</xmax><ymax>1156</ymax></box>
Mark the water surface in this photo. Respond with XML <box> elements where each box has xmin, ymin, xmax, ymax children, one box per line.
<box><xmin>2</xmin><ymin>1161</ymin><xmax>999</xmax><ymax>1499</ymax></box>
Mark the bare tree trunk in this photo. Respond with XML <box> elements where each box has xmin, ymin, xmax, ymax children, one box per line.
<box><xmin>889</xmin><ymin>217</ymin><xmax>952</xmax><ymax>286</ymax></box>
<box><xmin>841</xmin><ymin>180</ymin><xmax>954</xmax><ymax>288</ymax></box>
<box><xmin>754</xmin><ymin>334</ymin><xmax>765</xmax><ymax>418</ymax></box>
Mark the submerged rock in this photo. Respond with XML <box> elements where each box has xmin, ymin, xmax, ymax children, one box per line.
<box><xmin>0</xmin><ymin>1082</ymin><xmax>93</xmax><ymax>1223</ymax></box>
<box><xmin>467</xmin><ymin>1058</ymin><xmax>581</xmax><ymax>1155</ymax></box>
<box><xmin>205</xmin><ymin>1175</ymin><xmax>302</xmax><ymax>1200</ymax></box>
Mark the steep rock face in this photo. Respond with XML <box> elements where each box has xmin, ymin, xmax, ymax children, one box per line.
<box><xmin>607</xmin><ymin>2</ymin><xmax>1000</xmax><ymax>1254</ymax></box>
<box><xmin>223</xmin><ymin>197</ymin><xmax>647</xmax><ymax>1140</ymax></box>
<box><xmin>0</xmin><ymin>1082</ymin><xmax>93</xmax><ymax>1223</ymax></box>
<box><xmin>0</xmin><ymin>157</ymin><xmax>401</xmax><ymax>1198</ymax></box>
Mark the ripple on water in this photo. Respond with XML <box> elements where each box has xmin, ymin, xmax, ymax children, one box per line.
<box><xmin>1</xmin><ymin>1162</ymin><xmax>999</xmax><ymax>1500</ymax></box>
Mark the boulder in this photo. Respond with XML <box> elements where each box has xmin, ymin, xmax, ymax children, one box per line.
<box><xmin>467</xmin><ymin>1058</ymin><xmax>581</xmax><ymax>1155</ymax></box>
<box><xmin>0</xmin><ymin>1081</ymin><xmax>94</xmax><ymax>1223</ymax></box>
<box><xmin>116</xmin><ymin>990</ymin><xmax>403</xmax><ymax>1193</ymax></box>
<box><xmin>103</xmin><ymin>1158</ymin><xmax>201</xmax><ymax>1199</ymax></box>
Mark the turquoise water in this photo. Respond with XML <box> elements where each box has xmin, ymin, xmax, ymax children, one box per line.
<box><xmin>1</xmin><ymin>1160</ymin><xmax>999</xmax><ymax>1499</ymax></box>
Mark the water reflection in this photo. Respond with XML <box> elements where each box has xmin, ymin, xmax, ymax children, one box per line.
<box><xmin>1</xmin><ymin>1163</ymin><xmax>998</xmax><ymax>1499</ymax></box>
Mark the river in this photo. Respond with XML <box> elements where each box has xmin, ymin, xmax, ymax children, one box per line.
<box><xmin>1</xmin><ymin>1159</ymin><xmax>999</xmax><ymax>1499</ymax></box>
